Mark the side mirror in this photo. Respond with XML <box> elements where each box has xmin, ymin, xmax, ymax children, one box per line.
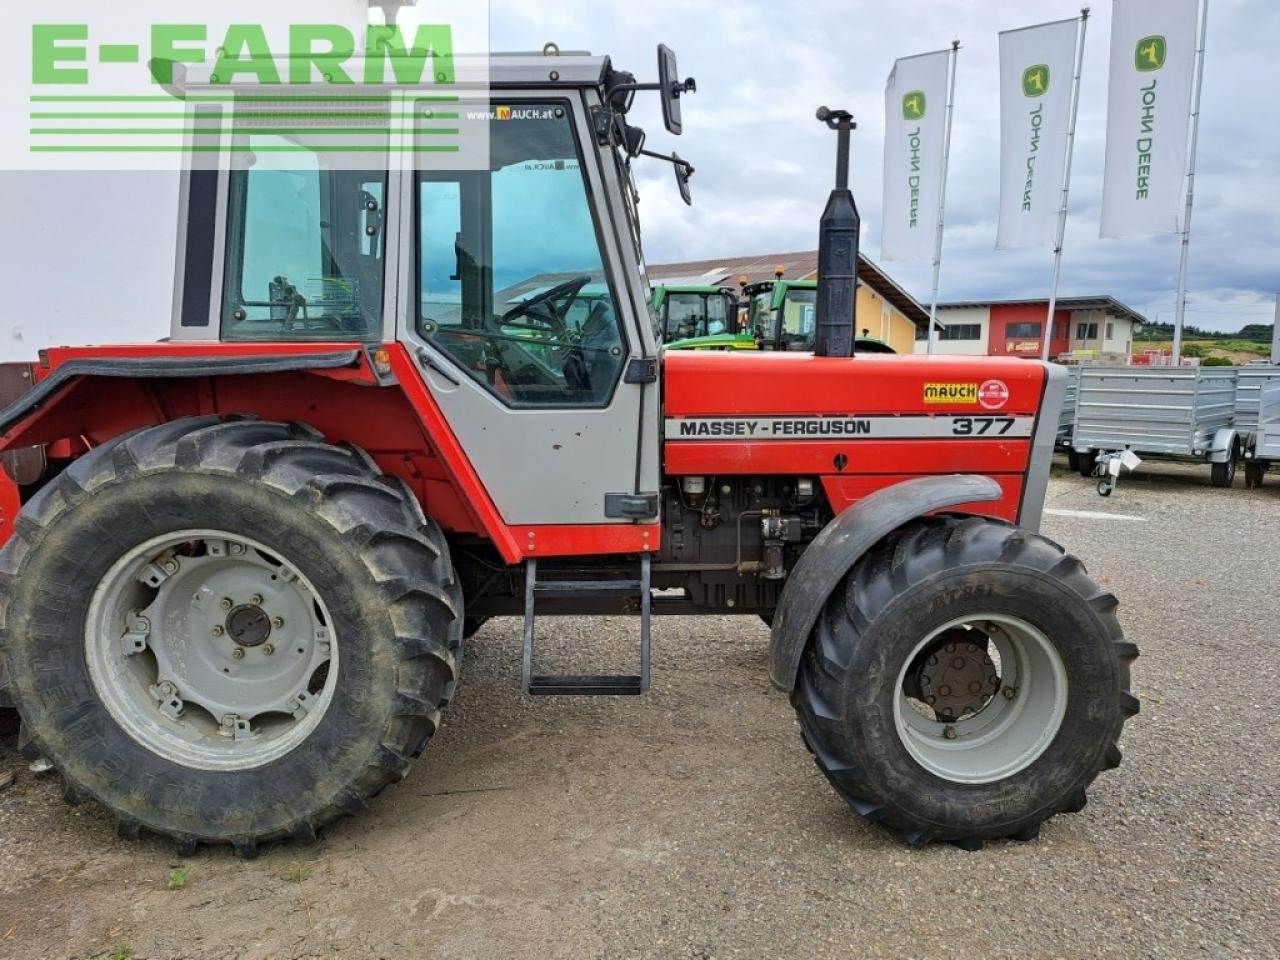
<box><xmin>672</xmin><ymin>152</ymin><xmax>694</xmax><ymax>206</ymax></box>
<box><xmin>658</xmin><ymin>44</ymin><xmax>694</xmax><ymax>136</ymax></box>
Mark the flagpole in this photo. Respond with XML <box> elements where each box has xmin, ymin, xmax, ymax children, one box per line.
<box><xmin>1042</xmin><ymin>8</ymin><xmax>1089</xmax><ymax>363</ymax></box>
<box><xmin>926</xmin><ymin>39</ymin><xmax>960</xmax><ymax>356</ymax></box>
<box><xmin>1172</xmin><ymin>0</ymin><xmax>1210</xmax><ymax>365</ymax></box>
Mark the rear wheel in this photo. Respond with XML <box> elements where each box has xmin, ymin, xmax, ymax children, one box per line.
<box><xmin>0</xmin><ymin>417</ymin><xmax>461</xmax><ymax>855</ymax></box>
<box><xmin>792</xmin><ymin>516</ymin><xmax>1137</xmax><ymax>848</ymax></box>
<box><xmin>1245</xmin><ymin>461</ymin><xmax>1266</xmax><ymax>489</ymax></box>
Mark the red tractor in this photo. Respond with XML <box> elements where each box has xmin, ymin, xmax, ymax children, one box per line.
<box><xmin>0</xmin><ymin>48</ymin><xmax>1135</xmax><ymax>856</ymax></box>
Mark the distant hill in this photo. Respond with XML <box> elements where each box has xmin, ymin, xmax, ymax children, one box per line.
<box><xmin>1135</xmin><ymin>322</ymin><xmax>1274</xmax><ymax>344</ymax></box>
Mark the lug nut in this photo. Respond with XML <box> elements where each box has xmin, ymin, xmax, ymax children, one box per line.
<box><xmin>262</xmin><ymin>644</ymin><xmax>275</xmax><ymax>656</ymax></box>
<box><xmin>221</xmin><ymin>598</ymin><xmax>233</xmax><ymax>610</ymax></box>
<box><xmin>232</xmin><ymin>648</ymin><xmax>245</xmax><ymax>660</ymax></box>
<box><xmin>1003</xmin><ymin>686</ymin><xmax>1018</xmax><ymax>701</ymax></box>
<box><xmin>251</xmin><ymin>594</ymin><xmax>264</xmax><ymax>606</ymax></box>
<box><xmin>212</xmin><ymin>625</ymin><xmax>225</xmax><ymax>637</ymax></box>
<box><xmin>943</xmin><ymin>726</ymin><xmax>958</xmax><ymax>740</ymax></box>
<box><xmin>272</xmin><ymin>617</ymin><xmax>284</xmax><ymax>629</ymax></box>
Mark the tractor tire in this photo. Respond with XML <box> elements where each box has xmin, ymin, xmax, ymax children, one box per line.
<box><xmin>0</xmin><ymin>417</ymin><xmax>461</xmax><ymax>856</ymax></box>
<box><xmin>792</xmin><ymin>515</ymin><xmax>1137</xmax><ymax>849</ymax></box>
<box><xmin>1210</xmin><ymin>443</ymin><xmax>1238</xmax><ymax>488</ymax></box>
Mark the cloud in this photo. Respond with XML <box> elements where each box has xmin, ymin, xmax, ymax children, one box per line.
<box><xmin>494</xmin><ymin>0</ymin><xmax>1279</xmax><ymax>331</ymax></box>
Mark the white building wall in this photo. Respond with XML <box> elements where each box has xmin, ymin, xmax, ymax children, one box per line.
<box><xmin>913</xmin><ymin>306</ymin><xmax>990</xmax><ymax>356</ymax></box>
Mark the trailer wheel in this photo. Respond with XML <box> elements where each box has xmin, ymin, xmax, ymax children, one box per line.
<box><xmin>1076</xmin><ymin>451</ymin><xmax>1096</xmax><ymax>478</ymax></box>
<box><xmin>1245</xmin><ymin>461</ymin><xmax>1266</xmax><ymax>490</ymax></box>
<box><xmin>0</xmin><ymin>417</ymin><xmax>460</xmax><ymax>856</ymax></box>
<box><xmin>1097</xmin><ymin>479</ymin><xmax>1114</xmax><ymax>497</ymax></box>
<box><xmin>792</xmin><ymin>516</ymin><xmax>1137</xmax><ymax>849</ymax></box>
<box><xmin>1210</xmin><ymin>441</ymin><xmax>1238</xmax><ymax>488</ymax></box>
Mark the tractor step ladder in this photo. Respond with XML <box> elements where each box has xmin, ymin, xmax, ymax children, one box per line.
<box><xmin>521</xmin><ymin>556</ymin><xmax>652</xmax><ymax>696</ymax></box>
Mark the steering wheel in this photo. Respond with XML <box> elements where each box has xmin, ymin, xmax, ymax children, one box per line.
<box><xmin>499</xmin><ymin>276</ymin><xmax>593</xmax><ymax>331</ymax></box>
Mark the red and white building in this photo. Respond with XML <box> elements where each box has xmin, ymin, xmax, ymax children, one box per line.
<box><xmin>914</xmin><ymin>297</ymin><xmax>1147</xmax><ymax>361</ymax></box>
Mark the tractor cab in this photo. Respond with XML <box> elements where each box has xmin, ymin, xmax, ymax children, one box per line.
<box><xmin>745</xmin><ymin>279</ymin><xmax>895</xmax><ymax>354</ymax></box>
<box><xmin>653</xmin><ymin>285</ymin><xmax>741</xmax><ymax>344</ymax></box>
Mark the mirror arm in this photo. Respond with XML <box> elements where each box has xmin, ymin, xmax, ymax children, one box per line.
<box><xmin>637</xmin><ymin>149</ymin><xmax>694</xmax><ymax>176</ymax></box>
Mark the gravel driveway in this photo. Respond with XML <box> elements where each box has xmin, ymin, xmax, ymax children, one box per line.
<box><xmin>0</xmin><ymin>464</ymin><xmax>1276</xmax><ymax>960</ymax></box>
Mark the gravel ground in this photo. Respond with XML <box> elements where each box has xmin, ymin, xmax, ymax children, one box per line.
<box><xmin>0</xmin><ymin>463</ymin><xmax>1277</xmax><ymax>960</ymax></box>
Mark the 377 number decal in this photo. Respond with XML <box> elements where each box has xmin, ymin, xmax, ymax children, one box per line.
<box><xmin>953</xmin><ymin>417</ymin><xmax>1016</xmax><ymax>436</ymax></box>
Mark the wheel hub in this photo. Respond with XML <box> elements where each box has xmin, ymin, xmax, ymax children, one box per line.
<box><xmin>227</xmin><ymin>604</ymin><xmax>271</xmax><ymax>647</ymax></box>
<box><xmin>914</xmin><ymin>629</ymin><xmax>1000</xmax><ymax>721</ymax></box>
<box><xmin>85</xmin><ymin>531</ymin><xmax>339</xmax><ymax>771</ymax></box>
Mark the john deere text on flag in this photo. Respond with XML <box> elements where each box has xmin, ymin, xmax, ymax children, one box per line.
<box><xmin>996</xmin><ymin>18</ymin><xmax>1079</xmax><ymax>249</ymax></box>
<box><xmin>881</xmin><ymin>50</ymin><xmax>951</xmax><ymax>261</ymax></box>
<box><xmin>1100</xmin><ymin>0</ymin><xmax>1200</xmax><ymax>238</ymax></box>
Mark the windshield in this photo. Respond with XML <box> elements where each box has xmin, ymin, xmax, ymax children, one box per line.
<box><xmin>780</xmin><ymin>288</ymin><xmax>817</xmax><ymax>350</ymax></box>
<box><xmin>416</xmin><ymin>101</ymin><xmax>625</xmax><ymax>408</ymax></box>
<box><xmin>664</xmin><ymin>293</ymin><xmax>732</xmax><ymax>341</ymax></box>
<box><xmin>748</xmin><ymin>291</ymin><xmax>775</xmax><ymax>342</ymax></box>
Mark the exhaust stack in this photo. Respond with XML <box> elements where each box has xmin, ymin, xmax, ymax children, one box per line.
<box><xmin>814</xmin><ymin>107</ymin><xmax>860</xmax><ymax>359</ymax></box>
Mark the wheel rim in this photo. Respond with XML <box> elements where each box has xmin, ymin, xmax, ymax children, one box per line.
<box><xmin>85</xmin><ymin>530</ymin><xmax>339</xmax><ymax>771</ymax></box>
<box><xmin>893</xmin><ymin>615</ymin><xmax>1067</xmax><ymax>784</ymax></box>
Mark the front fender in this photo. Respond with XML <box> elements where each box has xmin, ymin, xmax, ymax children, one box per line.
<box><xmin>768</xmin><ymin>474</ymin><xmax>1004</xmax><ymax>692</ymax></box>
<box><xmin>1207</xmin><ymin>428</ymin><xmax>1238</xmax><ymax>463</ymax></box>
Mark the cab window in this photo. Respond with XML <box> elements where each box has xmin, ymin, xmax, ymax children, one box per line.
<box><xmin>222</xmin><ymin>137</ymin><xmax>386</xmax><ymax>340</ymax></box>
<box><xmin>780</xmin><ymin>288</ymin><xmax>817</xmax><ymax>349</ymax></box>
<box><xmin>417</xmin><ymin>103</ymin><xmax>625</xmax><ymax>407</ymax></box>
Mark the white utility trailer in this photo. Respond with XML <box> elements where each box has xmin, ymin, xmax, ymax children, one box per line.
<box><xmin>1243</xmin><ymin>379</ymin><xmax>1280</xmax><ymax>488</ymax></box>
<box><xmin>1070</xmin><ymin>366</ymin><xmax>1239</xmax><ymax>495</ymax></box>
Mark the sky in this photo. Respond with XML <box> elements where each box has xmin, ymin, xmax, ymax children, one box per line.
<box><xmin>0</xmin><ymin>0</ymin><xmax>1275</xmax><ymax>358</ymax></box>
<box><xmin>486</xmin><ymin>0</ymin><xmax>1278</xmax><ymax>333</ymax></box>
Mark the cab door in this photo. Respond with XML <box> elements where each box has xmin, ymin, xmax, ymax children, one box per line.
<box><xmin>397</xmin><ymin>92</ymin><xmax>660</xmax><ymax>528</ymax></box>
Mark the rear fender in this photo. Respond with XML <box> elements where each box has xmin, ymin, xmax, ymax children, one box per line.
<box><xmin>769</xmin><ymin>474</ymin><xmax>1004</xmax><ymax>692</ymax></box>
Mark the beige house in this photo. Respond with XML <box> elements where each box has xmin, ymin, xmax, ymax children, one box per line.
<box><xmin>647</xmin><ymin>250</ymin><xmax>936</xmax><ymax>355</ymax></box>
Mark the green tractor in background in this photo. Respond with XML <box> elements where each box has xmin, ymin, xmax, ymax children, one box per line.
<box><xmin>743</xmin><ymin>278</ymin><xmax>895</xmax><ymax>353</ymax></box>
<box><xmin>654</xmin><ymin>285</ymin><xmax>747</xmax><ymax>349</ymax></box>
<box><xmin>659</xmin><ymin>276</ymin><xmax>895</xmax><ymax>353</ymax></box>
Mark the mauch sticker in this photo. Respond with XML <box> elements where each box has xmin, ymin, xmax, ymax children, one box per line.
<box><xmin>979</xmin><ymin>380</ymin><xmax>1011</xmax><ymax>410</ymax></box>
<box><xmin>924</xmin><ymin>383</ymin><xmax>978</xmax><ymax>405</ymax></box>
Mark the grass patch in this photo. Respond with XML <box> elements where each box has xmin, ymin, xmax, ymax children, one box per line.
<box><xmin>98</xmin><ymin>947</ymin><xmax>133</xmax><ymax>960</ymax></box>
<box><xmin>166</xmin><ymin>865</ymin><xmax>191</xmax><ymax>891</ymax></box>
<box><xmin>281</xmin><ymin>863</ymin><xmax>313</xmax><ymax>883</ymax></box>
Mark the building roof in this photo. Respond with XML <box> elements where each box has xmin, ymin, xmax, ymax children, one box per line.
<box><xmin>647</xmin><ymin>250</ymin><xmax>937</xmax><ymax>331</ymax></box>
<box><xmin>937</xmin><ymin>296</ymin><xmax>1149</xmax><ymax>326</ymax></box>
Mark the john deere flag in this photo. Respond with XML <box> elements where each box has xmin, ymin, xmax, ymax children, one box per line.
<box><xmin>996</xmin><ymin>18</ymin><xmax>1080</xmax><ymax>249</ymax></box>
<box><xmin>1100</xmin><ymin>0</ymin><xmax>1200</xmax><ymax>238</ymax></box>
<box><xmin>881</xmin><ymin>50</ymin><xmax>952</xmax><ymax>261</ymax></box>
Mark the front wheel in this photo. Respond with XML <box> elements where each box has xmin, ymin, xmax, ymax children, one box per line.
<box><xmin>1210</xmin><ymin>442</ymin><xmax>1238</xmax><ymax>488</ymax></box>
<box><xmin>792</xmin><ymin>516</ymin><xmax>1138</xmax><ymax>848</ymax></box>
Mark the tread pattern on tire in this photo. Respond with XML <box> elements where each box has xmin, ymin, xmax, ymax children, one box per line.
<box><xmin>791</xmin><ymin>514</ymin><xmax>1138</xmax><ymax>849</ymax></box>
<box><xmin>0</xmin><ymin>416</ymin><xmax>462</xmax><ymax>854</ymax></box>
